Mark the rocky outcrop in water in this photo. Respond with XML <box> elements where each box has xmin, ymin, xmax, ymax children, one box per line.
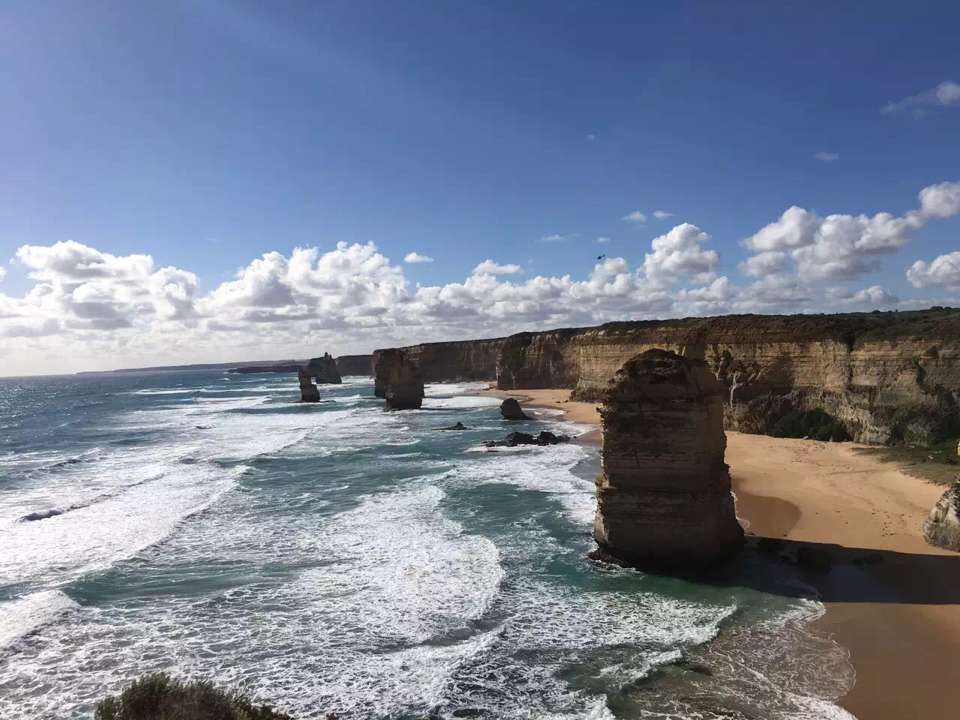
<box><xmin>483</xmin><ymin>431</ymin><xmax>569</xmax><ymax>448</ymax></box>
<box><xmin>305</xmin><ymin>353</ymin><xmax>342</xmax><ymax>384</ymax></box>
<box><xmin>373</xmin><ymin>349</ymin><xmax>424</xmax><ymax>410</ymax></box>
<box><xmin>592</xmin><ymin>349</ymin><xmax>744</xmax><ymax>571</ymax></box>
<box><xmin>500</xmin><ymin>397</ymin><xmax>529</xmax><ymax>420</ymax></box>
<box><xmin>298</xmin><ymin>368</ymin><xmax>320</xmax><ymax>402</ymax></box>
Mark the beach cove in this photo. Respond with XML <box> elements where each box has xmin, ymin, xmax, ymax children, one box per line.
<box><xmin>487</xmin><ymin>387</ymin><xmax>960</xmax><ymax>720</ymax></box>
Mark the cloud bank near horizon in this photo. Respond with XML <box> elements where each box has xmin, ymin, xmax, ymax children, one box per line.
<box><xmin>2</xmin><ymin>180</ymin><xmax>958</xmax><ymax>374</ymax></box>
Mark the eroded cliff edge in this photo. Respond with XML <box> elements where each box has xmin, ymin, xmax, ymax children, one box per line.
<box><xmin>374</xmin><ymin>309</ymin><xmax>960</xmax><ymax>444</ymax></box>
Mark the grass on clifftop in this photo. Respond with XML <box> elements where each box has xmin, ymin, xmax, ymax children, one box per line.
<box><xmin>854</xmin><ymin>438</ymin><xmax>959</xmax><ymax>486</ymax></box>
<box><xmin>94</xmin><ymin>673</ymin><xmax>301</xmax><ymax>720</ymax></box>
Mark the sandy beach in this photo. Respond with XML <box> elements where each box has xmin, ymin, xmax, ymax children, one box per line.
<box><xmin>483</xmin><ymin>387</ymin><xmax>960</xmax><ymax>720</ymax></box>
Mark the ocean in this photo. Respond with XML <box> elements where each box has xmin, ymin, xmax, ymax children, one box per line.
<box><xmin>0</xmin><ymin>371</ymin><xmax>855</xmax><ymax>719</ymax></box>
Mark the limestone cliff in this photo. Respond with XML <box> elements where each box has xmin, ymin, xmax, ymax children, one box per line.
<box><xmin>373</xmin><ymin>338</ymin><xmax>505</xmax><ymax>388</ymax></box>
<box><xmin>592</xmin><ymin>349</ymin><xmax>743</xmax><ymax>570</ymax></box>
<box><xmin>335</xmin><ymin>354</ymin><xmax>373</xmax><ymax>376</ymax></box>
<box><xmin>497</xmin><ymin>310</ymin><xmax>960</xmax><ymax>444</ymax></box>
<box><xmin>372</xmin><ymin>309</ymin><xmax>960</xmax><ymax>444</ymax></box>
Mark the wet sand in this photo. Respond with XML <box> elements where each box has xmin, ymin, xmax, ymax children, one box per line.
<box><xmin>482</xmin><ymin>386</ymin><xmax>960</xmax><ymax>720</ymax></box>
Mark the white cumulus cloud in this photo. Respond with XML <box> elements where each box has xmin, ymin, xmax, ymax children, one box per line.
<box><xmin>828</xmin><ymin>285</ymin><xmax>900</xmax><ymax>307</ymax></box>
<box><xmin>644</xmin><ymin>223</ymin><xmax>718</xmax><ymax>285</ymax></box>
<box><xmin>740</xmin><ymin>180</ymin><xmax>960</xmax><ymax>281</ymax></box>
<box><xmin>622</xmin><ymin>210</ymin><xmax>646</xmax><ymax>223</ymax></box>
<box><xmin>907</xmin><ymin>251</ymin><xmax>960</xmax><ymax>290</ymax></box>
<box><xmin>472</xmin><ymin>260</ymin><xmax>523</xmax><ymax>275</ymax></box>
<box><xmin>653</xmin><ymin>210</ymin><xmax>673</xmax><ymax>220</ymax></box>
<box><xmin>883</xmin><ymin>80</ymin><xmax>960</xmax><ymax>115</ymax></box>
<box><xmin>403</xmin><ymin>252</ymin><xmax>434</xmax><ymax>264</ymax></box>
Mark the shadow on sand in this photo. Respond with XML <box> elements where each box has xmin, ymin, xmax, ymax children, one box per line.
<box><xmin>696</xmin><ymin>536</ymin><xmax>960</xmax><ymax>605</ymax></box>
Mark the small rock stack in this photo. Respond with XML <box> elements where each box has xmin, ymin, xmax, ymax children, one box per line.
<box><xmin>298</xmin><ymin>368</ymin><xmax>320</xmax><ymax>403</ymax></box>
<box><xmin>593</xmin><ymin>348</ymin><xmax>744</xmax><ymax>571</ymax></box>
<box><xmin>373</xmin><ymin>349</ymin><xmax>425</xmax><ymax>410</ymax></box>
<box><xmin>305</xmin><ymin>353</ymin><xmax>342</xmax><ymax>385</ymax></box>
<box><xmin>298</xmin><ymin>352</ymin><xmax>342</xmax><ymax>402</ymax></box>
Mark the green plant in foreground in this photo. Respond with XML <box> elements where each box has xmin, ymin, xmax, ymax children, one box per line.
<box><xmin>94</xmin><ymin>673</ymin><xmax>296</xmax><ymax>720</ymax></box>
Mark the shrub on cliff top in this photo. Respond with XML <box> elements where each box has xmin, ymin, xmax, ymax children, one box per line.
<box><xmin>771</xmin><ymin>409</ymin><xmax>850</xmax><ymax>442</ymax></box>
<box><xmin>94</xmin><ymin>673</ymin><xmax>294</xmax><ymax>720</ymax></box>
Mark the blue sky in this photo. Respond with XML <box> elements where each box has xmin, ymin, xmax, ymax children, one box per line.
<box><xmin>1</xmin><ymin>1</ymin><xmax>959</xmax><ymax>374</ymax></box>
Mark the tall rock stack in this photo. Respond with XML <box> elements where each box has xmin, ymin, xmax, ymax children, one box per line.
<box><xmin>593</xmin><ymin>348</ymin><xmax>744</xmax><ymax>571</ymax></box>
<box><xmin>374</xmin><ymin>348</ymin><xmax>425</xmax><ymax>410</ymax></box>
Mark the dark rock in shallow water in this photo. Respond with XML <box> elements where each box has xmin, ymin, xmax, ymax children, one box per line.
<box><xmin>20</xmin><ymin>508</ymin><xmax>67</xmax><ymax>522</ymax></box>
<box><xmin>483</xmin><ymin>430</ymin><xmax>570</xmax><ymax>447</ymax></box>
<box><xmin>443</xmin><ymin>422</ymin><xmax>468</xmax><ymax>430</ymax></box>
<box><xmin>499</xmin><ymin>397</ymin><xmax>529</xmax><ymax>420</ymax></box>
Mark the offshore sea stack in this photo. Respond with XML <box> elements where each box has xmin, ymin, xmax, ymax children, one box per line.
<box><xmin>374</xmin><ymin>349</ymin><xmax>425</xmax><ymax>410</ymax></box>
<box><xmin>298</xmin><ymin>368</ymin><xmax>320</xmax><ymax>403</ymax></box>
<box><xmin>304</xmin><ymin>353</ymin><xmax>342</xmax><ymax>384</ymax></box>
<box><xmin>592</xmin><ymin>349</ymin><xmax>744</xmax><ymax>571</ymax></box>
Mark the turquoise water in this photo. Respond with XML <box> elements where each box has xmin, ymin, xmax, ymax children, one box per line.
<box><xmin>0</xmin><ymin>372</ymin><xmax>854</xmax><ymax>719</ymax></box>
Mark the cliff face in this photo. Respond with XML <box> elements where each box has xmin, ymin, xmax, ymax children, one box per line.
<box><xmin>496</xmin><ymin>311</ymin><xmax>960</xmax><ymax>444</ymax></box>
<box><xmin>335</xmin><ymin>354</ymin><xmax>373</xmax><ymax>376</ymax></box>
<box><xmin>372</xmin><ymin>338</ymin><xmax>505</xmax><ymax>394</ymax></box>
<box><xmin>372</xmin><ymin>310</ymin><xmax>960</xmax><ymax>444</ymax></box>
<box><xmin>593</xmin><ymin>349</ymin><xmax>743</xmax><ymax>569</ymax></box>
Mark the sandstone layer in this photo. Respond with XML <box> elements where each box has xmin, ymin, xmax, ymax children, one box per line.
<box><xmin>593</xmin><ymin>349</ymin><xmax>744</xmax><ymax>570</ymax></box>
<box><xmin>373</xmin><ymin>309</ymin><xmax>960</xmax><ymax>444</ymax></box>
<box><xmin>373</xmin><ymin>349</ymin><xmax>424</xmax><ymax>410</ymax></box>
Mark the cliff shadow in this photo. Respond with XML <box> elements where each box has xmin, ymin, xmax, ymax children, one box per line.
<box><xmin>694</xmin><ymin>536</ymin><xmax>960</xmax><ymax>605</ymax></box>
